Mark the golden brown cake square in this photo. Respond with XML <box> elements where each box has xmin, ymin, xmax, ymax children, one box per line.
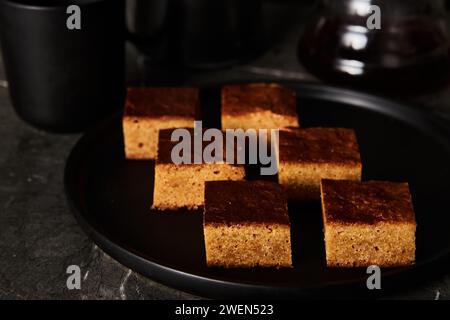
<box><xmin>321</xmin><ymin>179</ymin><xmax>416</xmax><ymax>268</ymax></box>
<box><xmin>152</xmin><ymin>129</ymin><xmax>245</xmax><ymax>210</ymax></box>
<box><xmin>123</xmin><ymin>87</ymin><xmax>199</xmax><ymax>160</ymax></box>
<box><xmin>278</xmin><ymin>127</ymin><xmax>362</xmax><ymax>201</ymax></box>
<box><xmin>203</xmin><ymin>181</ymin><xmax>292</xmax><ymax>268</ymax></box>
<box><xmin>221</xmin><ymin>83</ymin><xmax>299</xmax><ymax>130</ymax></box>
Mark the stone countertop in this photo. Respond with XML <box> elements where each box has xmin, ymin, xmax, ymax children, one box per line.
<box><xmin>1</xmin><ymin>2</ymin><xmax>450</xmax><ymax>300</ymax></box>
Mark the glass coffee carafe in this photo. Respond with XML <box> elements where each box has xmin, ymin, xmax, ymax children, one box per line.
<box><xmin>299</xmin><ymin>0</ymin><xmax>450</xmax><ymax>93</ymax></box>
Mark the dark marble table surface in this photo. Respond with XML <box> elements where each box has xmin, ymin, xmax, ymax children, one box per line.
<box><xmin>1</xmin><ymin>2</ymin><xmax>450</xmax><ymax>300</ymax></box>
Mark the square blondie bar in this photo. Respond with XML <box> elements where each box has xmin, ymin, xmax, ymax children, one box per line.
<box><xmin>203</xmin><ymin>181</ymin><xmax>292</xmax><ymax>268</ymax></box>
<box><xmin>321</xmin><ymin>179</ymin><xmax>416</xmax><ymax>267</ymax></box>
<box><xmin>152</xmin><ymin>129</ymin><xmax>245</xmax><ymax>210</ymax></box>
<box><xmin>278</xmin><ymin>127</ymin><xmax>362</xmax><ymax>201</ymax></box>
<box><xmin>123</xmin><ymin>87</ymin><xmax>199</xmax><ymax>159</ymax></box>
<box><xmin>221</xmin><ymin>83</ymin><xmax>299</xmax><ymax>130</ymax></box>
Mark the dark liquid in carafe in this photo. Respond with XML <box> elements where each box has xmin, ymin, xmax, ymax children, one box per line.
<box><xmin>299</xmin><ymin>17</ymin><xmax>450</xmax><ymax>93</ymax></box>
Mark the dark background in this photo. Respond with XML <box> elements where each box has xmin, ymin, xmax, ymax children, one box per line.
<box><xmin>0</xmin><ymin>1</ymin><xmax>450</xmax><ymax>299</ymax></box>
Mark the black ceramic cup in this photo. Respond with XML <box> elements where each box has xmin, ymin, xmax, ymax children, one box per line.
<box><xmin>0</xmin><ymin>0</ymin><xmax>125</xmax><ymax>133</ymax></box>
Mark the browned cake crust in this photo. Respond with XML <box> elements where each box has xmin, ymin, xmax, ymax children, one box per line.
<box><xmin>203</xmin><ymin>181</ymin><xmax>292</xmax><ymax>268</ymax></box>
<box><xmin>278</xmin><ymin>128</ymin><xmax>362</xmax><ymax>200</ymax></box>
<box><xmin>279</xmin><ymin>127</ymin><xmax>361</xmax><ymax>165</ymax></box>
<box><xmin>222</xmin><ymin>83</ymin><xmax>297</xmax><ymax>117</ymax></box>
<box><xmin>157</xmin><ymin>128</ymin><xmax>240</xmax><ymax>165</ymax></box>
<box><xmin>204</xmin><ymin>181</ymin><xmax>290</xmax><ymax>226</ymax></box>
<box><xmin>221</xmin><ymin>83</ymin><xmax>299</xmax><ymax>129</ymax></box>
<box><xmin>321</xmin><ymin>179</ymin><xmax>416</xmax><ymax>268</ymax></box>
<box><xmin>124</xmin><ymin>87</ymin><xmax>199</xmax><ymax>119</ymax></box>
<box><xmin>321</xmin><ymin>180</ymin><xmax>416</xmax><ymax>225</ymax></box>
<box><xmin>123</xmin><ymin>87</ymin><xmax>199</xmax><ymax>159</ymax></box>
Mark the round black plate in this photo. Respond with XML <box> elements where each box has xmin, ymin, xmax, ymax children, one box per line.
<box><xmin>65</xmin><ymin>83</ymin><xmax>450</xmax><ymax>299</ymax></box>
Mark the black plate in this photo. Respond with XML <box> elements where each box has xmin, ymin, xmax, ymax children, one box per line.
<box><xmin>65</xmin><ymin>83</ymin><xmax>450</xmax><ymax>299</ymax></box>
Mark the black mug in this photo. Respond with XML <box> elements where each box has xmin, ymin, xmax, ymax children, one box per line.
<box><xmin>0</xmin><ymin>0</ymin><xmax>125</xmax><ymax>133</ymax></box>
